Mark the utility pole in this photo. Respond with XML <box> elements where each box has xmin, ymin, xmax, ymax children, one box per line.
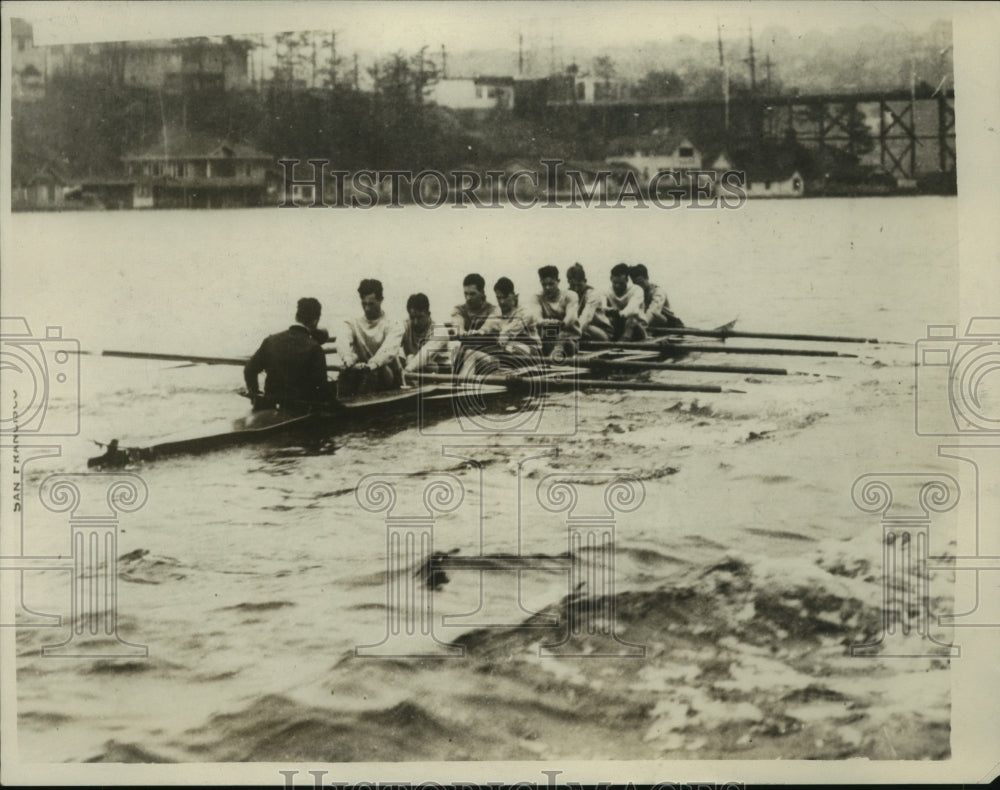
<box><xmin>909</xmin><ymin>57</ymin><xmax>917</xmax><ymax>178</ymax></box>
<box><xmin>417</xmin><ymin>45</ymin><xmax>427</xmax><ymax>103</ymax></box>
<box><xmin>353</xmin><ymin>52</ymin><xmax>359</xmax><ymax>90</ymax></box>
<box><xmin>260</xmin><ymin>34</ymin><xmax>267</xmax><ymax>92</ymax></box>
<box><xmin>718</xmin><ymin>21</ymin><xmax>729</xmax><ymax>132</ymax></box>
<box><xmin>764</xmin><ymin>53</ymin><xmax>772</xmax><ymax>94</ymax></box>
<box><xmin>311</xmin><ymin>32</ymin><xmax>318</xmax><ymax>88</ymax></box>
<box><xmin>746</xmin><ymin>23</ymin><xmax>757</xmax><ymax>93</ymax></box>
<box><xmin>518</xmin><ymin>32</ymin><xmax>524</xmax><ymax>76</ymax></box>
<box><xmin>330</xmin><ymin>31</ymin><xmax>337</xmax><ymax>87</ymax></box>
<box><xmin>441</xmin><ymin>44</ymin><xmax>447</xmax><ymax>79</ymax></box>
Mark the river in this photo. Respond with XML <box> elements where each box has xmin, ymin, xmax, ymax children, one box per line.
<box><xmin>3</xmin><ymin>197</ymin><xmax>963</xmax><ymax>767</ymax></box>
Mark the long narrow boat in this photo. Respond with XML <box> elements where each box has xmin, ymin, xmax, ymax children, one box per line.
<box><xmin>91</xmin><ymin>317</ymin><xmax>865</xmax><ymax>469</ymax></box>
<box><xmin>87</xmin><ymin>383</ymin><xmax>516</xmax><ymax>469</ymax></box>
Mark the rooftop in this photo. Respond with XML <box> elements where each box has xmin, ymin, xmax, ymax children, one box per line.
<box><xmin>124</xmin><ymin>128</ymin><xmax>270</xmax><ymax>161</ymax></box>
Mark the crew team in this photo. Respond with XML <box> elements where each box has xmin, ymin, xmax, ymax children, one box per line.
<box><xmin>244</xmin><ymin>263</ymin><xmax>682</xmax><ymax>411</ymax></box>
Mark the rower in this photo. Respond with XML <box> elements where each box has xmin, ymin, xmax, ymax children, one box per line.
<box><xmin>459</xmin><ymin>277</ymin><xmax>542</xmax><ymax>376</ymax></box>
<box><xmin>604</xmin><ymin>262</ymin><xmax>646</xmax><ymax>340</ymax></box>
<box><xmin>400</xmin><ymin>292</ymin><xmax>452</xmax><ymax>379</ymax></box>
<box><xmin>337</xmin><ymin>279</ymin><xmax>404</xmax><ymax>398</ymax></box>
<box><xmin>450</xmin><ymin>273</ymin><xmax>499</xmax><ymax>374</ymax></box>
<box><xmin>449</xmin><ymin>273</ymin><xmax>499</xmax><ymax>335</ymax></box>
<box><xmin>628</xmin><ymin>263</ymin><xmax>684</xmax><ymax>331</ymax></box>
<box><xmin>567</xmin><ymin>262</ymin><xmax>613</xmax><ymax>341</ymax></box>
<box><xmin>469</xmin><ymin>277</ymin><xmax>542</xmax><ymax>373</ymax></box>
<box><xmin>243</xmin><ymin>297</ymin><xmax>329</xmax><ymax>411</ymax></box>
<box><xmin>530</xmin><ymin>265</ymin><xmax>580</xmax><ymax>361</ymax></box>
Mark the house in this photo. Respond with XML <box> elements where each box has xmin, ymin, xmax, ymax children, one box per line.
<box><xmin>9</xmin><ymin>147</ymin><xmax>106</xmax><ymax>211</ymax></box>
<box><xmin>424</xmin><ymin>76</ymin><xmax>515</xmax><ymax>111</ymax></box>
<box><xmin>44</xmin><ymin>37</ymin><xmax>250</xmax><ymax>93</ymax></box>
<box><xmin>571</xmin><ymin>74</ymin><xmax>630</xmax><ymax>103</ymax></box>
<box><xmin>546</xmin><ymin>70</ymin><xmax>631</xmax><ymax>104</ymax></box>
<box><xmin>121</xmin><ymin>128</ymin><xmax>270</xmax><ymax>208</ymax></box>
<box><xmin>710</xmin><ymin>152</ymin><xmax>805</xmax><ymax>198</ymax></box>
<box><xmin>11</xmin><ymin>154</ymin><xmax>73</xmax><ymax>210</ymax></box>
<box><xmin>606</xmin><ymin>131</ymin><xmax>702</xmax><ymax>180</ymax></box>
<box><xmin>11</xmin><ymin>19</ymin><xmax>47</xmax><ymax>101</ymax></box>
<box><xmin>125</xmin><ymin>39</ymin><xmax>250</xmax><ymax>92</ymax></box>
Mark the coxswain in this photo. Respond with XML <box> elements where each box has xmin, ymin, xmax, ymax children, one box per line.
<box><xmin>244</xmin><ymin>297</ymin><xmax>329</xmax><ymax>411</ymax></box>
<box><xmin>400</xmin><ymin>292</ymin><xmax>452</xmax><ymax>379</ymax></box>
<box><xmin>628</xmin><ymin>263</ymin><xmax>684</xmax><ymax>331</ymax></box>
<box><xmin>530</xmin><ymin>265</ymin><xmax>580</xmax><ymax>361</ymax></box>
<box><xmin>337</xmin><ymin>279</ymin><xmax>404</xmax><ymax>397</ymax></box>
<box><xmin>604</xmin><ymin>262</ymin><xmax>646</xmax><ymax>340</ymax></box>
<box><xmin>567</xmin><ymin>262</ymin><xmax>613</xmax><ymax>341</ymax></box>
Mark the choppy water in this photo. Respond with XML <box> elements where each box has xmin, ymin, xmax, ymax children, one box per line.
<box><xmin>5</xmin><ymin>198</ymin><xmax>960</xmax><ymax>763</ymax></box>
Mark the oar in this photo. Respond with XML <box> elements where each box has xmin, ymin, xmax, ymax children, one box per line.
<box><xmin>103</xmin><ymin>350</ymin><xmax>249</xmax><ymax>365</ymax></box>
<box><xmin>650</xmin><ymin>326</ymin><xmax>884</xmax><ymax>344</ymax></box>
<box><xmin>575</xmin><ymin>358</ymin><xmax>787</xmax><ymax>376</ymax></box>
<box><xmin>103</xmin><ymin>349</ymin><xmax>784</xmax><ymax>379</ymax></box>
<box><xmin>103</xmin><ymin>348</ymin><xmax>340</xmax><ymax>366</ymax></box>
<box><xmin>578</xmin><ymin>341</ymin><xmax>857</xmax><ymax>358</ymax></box>
<box><xmin>410</xmin><ymin>370</ymin><xmax>740</xmax><ymax>395</ymax></box>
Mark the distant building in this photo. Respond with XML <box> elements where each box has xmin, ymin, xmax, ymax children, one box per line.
<box><xmin>711</xmin><ymin>152</ymin><xmax>805</xmax><ymax>198</ymax></box>
<box><xmin>11</xmin><ymin>18</ymin><xmax>46</xmax><ymax>101</ymax></box>
<box><xmin>44</xmin><ymin>36</ymin><xmax>250</xmax><ymax>93</ymax></box>
<box><xmin>11</xmin><ymin>152</ymin><xmax>72</xmax><ymax>210</ymax></box>
<box><xmin>571</xmin><ymin>74</ymin><xmax>630</xmax><ymax>103</ymax></box>
<box><xmin>547</xmin><ymin>70</ymin><xmax>631</xmax><ymax>104</ymax></box>
<box><xmin>425</xmin><ymin>76</ymin><xmax>515</xmax><ymax>111</ymax></box>
<box><xmin>606</xmin><ymin>131</ymin><xmax>702</xmax><ymax>180</ymax></box>
<box><xmin>119</xmin><ymin>128</ymin><xmax>270</xmax><ymax>208</ymax></box>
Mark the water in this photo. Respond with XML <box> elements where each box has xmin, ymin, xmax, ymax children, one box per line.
<box><xmin>5</xmin><ymin>197</ymin><xmax>960</xmax><ymax>763</ymax></box>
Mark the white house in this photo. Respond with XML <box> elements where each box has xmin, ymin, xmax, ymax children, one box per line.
<box><xmin>571</xmin><ymin>74</ymin><xmax>629</xmax><ymax>103</ymax></box>
<box><xmin>711</xmin><ymin>152</ymin><xmax>805</xmax><ymax>198</ymax></box>
<box><xmin>606</xmin><ymin>132</ymin><xmax>702</xmax><ymax>181</ymax></box>
<box><xmin>424</xmin><ymin>76</ymin><xmax>514</xmax><ymax>110</ymax></box>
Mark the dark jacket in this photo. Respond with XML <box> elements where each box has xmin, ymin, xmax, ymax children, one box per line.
<box><xmin>244</xmin><ymin>325</ymin><xmax>327</xmax><ymax>408</ymax></box>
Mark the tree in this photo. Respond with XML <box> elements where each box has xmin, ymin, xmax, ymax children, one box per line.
<box><xmin>367</xmin><ymin>50</ymin><xmax>457</xmax><ymax>170</ymax></box>
<box><xmin>633</xmin><ymin>69</ymin><xmax>685</xmax><ymax>99</ymax></box>
<box><xmin>592</xmin><ymin>55</ymin><xmax>616</xmax><ymax>100</ymax></box>
<box><xmin>321</xmin><ymin>31</ymin><xmax>343</xmax><ymax>89</ymax></box>
<box><xmin>273</xmin><ymin>31</ymin><xmax>310</xmax><ymax>88</ymax></box>
<box><xmin>842</xmin><ymin>105</ymin><xmax>875</xmax><ymax>158</ymax></box>
<box><xmin>593</xmin><ymin>55</ymin><xmax>616</xmax><ymax>82</ymax></box>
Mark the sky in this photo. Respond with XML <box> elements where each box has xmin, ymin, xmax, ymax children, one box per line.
<box><xmin>10</xmin><ymin>0</ymin><xmax>953</xmax><ymax>55</ymax></box>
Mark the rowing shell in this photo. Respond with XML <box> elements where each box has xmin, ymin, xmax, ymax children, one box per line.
<box><xmin>86</xmin><ymin>319</ymin><xmax>739</xmax><ymax>468</ymax></box>
<box><xmin>87</xmin><ymin>383</ymin><xmax>513</xmax><ymax>469</ymax></box>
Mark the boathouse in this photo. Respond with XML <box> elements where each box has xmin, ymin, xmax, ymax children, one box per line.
<box><xmin>121</xmin><ymin>129</ymin><xmax>271</xmax><ymax>208</ymax></box>
<box><xmin>710</xmin><ymin>152</ymin><xmax>805</xmax><ymax>198</ymax></box>
<box><xmin>605</xmin><ymin>130</ymin><xmax>703</xmax><ymax>181</ymax></box>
